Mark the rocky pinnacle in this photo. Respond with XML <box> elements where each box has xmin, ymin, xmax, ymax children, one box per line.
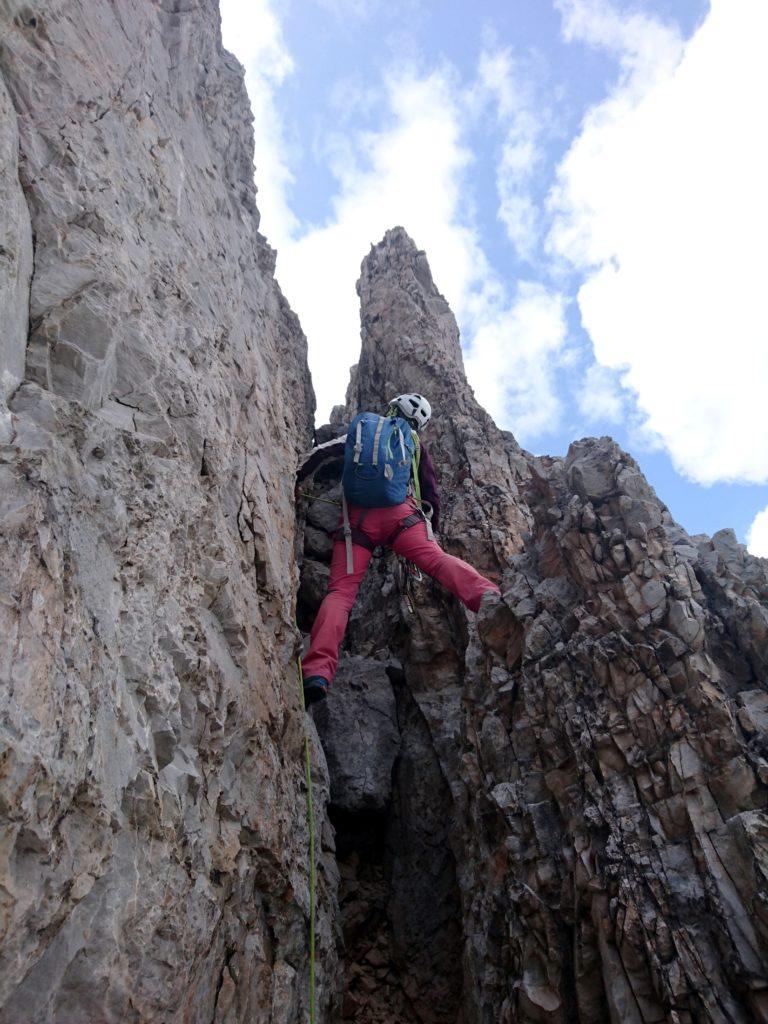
<box><xmin>350</xmin><ymin>226</ymin><xmax>532</xmax><ymax>574</ymax></box>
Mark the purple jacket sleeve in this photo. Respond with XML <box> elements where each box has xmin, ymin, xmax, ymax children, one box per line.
<box><xmin>418</xmin><ymin>443</ymin><xmax>441</xmax><ymax>533</ymax></box>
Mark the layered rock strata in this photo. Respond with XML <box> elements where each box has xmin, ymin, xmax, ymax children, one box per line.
<box><xmin>302</xmin><ymin>228</ymin><xmax>768</xmax><ymax>1023</ymax></box>
<box><xmin>0</xmin><ymin>3</ymin><xmax>331</xmax><ymax>1022</ymax></box>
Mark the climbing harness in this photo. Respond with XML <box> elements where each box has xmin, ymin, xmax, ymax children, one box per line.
<box><xmin>338</xmin><ymin>500</ymin><xmax>378</xmax><ymax>572</ymax></box>
<box><xmin>295</xmin><ymin>659</ymin><xmax>317</xmax><ymax>1024</ymax></box>
<box><xmin>297</xmin><ymin>461</ymin><xmax>435</xmax><ymax>579</ymax></box>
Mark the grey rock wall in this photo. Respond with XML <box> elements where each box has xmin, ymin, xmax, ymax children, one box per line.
<box><xmin>0</xmin><ymin>71</ymin><xmax>32</xmax><ymax>423</ymax></box>
<box><xmin>0</xmin><ymin>2</ymin><xmax>332</xmax><ymax>1022</ymax></box>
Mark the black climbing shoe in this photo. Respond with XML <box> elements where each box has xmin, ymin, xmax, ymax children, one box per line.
<box><xmin>303</xmin><ymin>675</ymin><xmax>329</xmax><ymax>707</ymax></box>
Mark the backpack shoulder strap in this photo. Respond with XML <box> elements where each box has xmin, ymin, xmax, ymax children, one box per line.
<box><xmin>370</xmin><ymin>415</ymin><xmax>386</xmax><ymax>466</ymax></box>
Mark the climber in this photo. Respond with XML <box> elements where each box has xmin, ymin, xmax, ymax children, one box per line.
<box><xmin>297</xmin><ymin>393</ymin><xmax>501</xmax><ymax>706</ymax></box>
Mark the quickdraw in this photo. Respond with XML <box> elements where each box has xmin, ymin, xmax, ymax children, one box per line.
<box><xmin>397</xmin><ymin>557</ymin><xmax>425</xmax><ymax>613</ymax></box>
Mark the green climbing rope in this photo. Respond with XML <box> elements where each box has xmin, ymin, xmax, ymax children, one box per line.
<box><xmin>296</xmin><ymin>489</ymin><xmax>340</xmax><ymax>506</ymax></box>
<box><xmin>296</xmin><ymin>659</ymin><xmax>317</xmax><ymax>1023</ymax></box>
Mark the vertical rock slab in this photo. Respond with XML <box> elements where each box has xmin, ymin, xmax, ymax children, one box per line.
<box><xmin>0</xmin><ymin>2</ymin><xmax>332</xmax><ymax>1022</ymax></box>
<box><xmin>313</xmin><ymin>656</ymin><xmax>400</xmax><ymax>813</ymax></box>
<box><xmin>0</xmin><ymin>71</ymin><xmax>32</xmax><ymax>432</ymax></box>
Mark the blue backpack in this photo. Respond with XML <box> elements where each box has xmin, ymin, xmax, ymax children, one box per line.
<box><xmin>342</xmin><ymin>412</ymin><xmax>416</xmax><ymax>508</ymax></box>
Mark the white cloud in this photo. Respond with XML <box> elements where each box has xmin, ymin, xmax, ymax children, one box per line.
<box><xmin>220</xmin><ymin>0</ymin><xmax>298</xmax><ymax>250</ymax></box>
<box><xmin>479</xmin><ymin>48</ymin><xmax>543</xmax><ymax>261</ymax></box>
<box><xmin>549</xmin><ymin>0</ymin><xmax>768</xmax><ymax>484</ymax></box>
<box><xmin>747</xmin><ymin>505</ymin><xmax>768</xmax><ymax>558</ymax></box>
<box><xmin>578</xmin><ymin>362</ymin><xmax>624</xmax><ymax>423</ymax></box>
<box><xmin>275</xmin><ymin>66</ymin><xmax>482</xmax><ymax>419</ymax></box>
<box><xmin>497</xmin><ymin>140</ymin><xmax>540</xmax><ymax>261</ymax></box>
<box><xmin>280</xmin><ymin>68</ymin><xmax>568</xmax><ymax>431</ymax></box>
<box><xmin>464</xmin><ymin>283</ymin><xmax>568</xmax><ymax>438</ymax></box>
<box><xmin>556</xmin><ymin>0</ymin><xmax>684</xmax><ymax>89</ymax></box>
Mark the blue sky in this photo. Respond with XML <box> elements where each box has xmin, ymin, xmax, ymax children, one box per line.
<box><xmin>220</xmin><ymin>0</ymin><xmax>768</xmax><ymax>552</ymax></box>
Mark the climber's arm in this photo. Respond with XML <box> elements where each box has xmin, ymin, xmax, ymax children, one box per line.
<box><xmin>418</xmin><ymin>444</ymin><xmax>441</xmax><ymax>533</ymax></box>
<box><xmin>296</xmin><ymin>434</ymin><xmax>346</xmax><ymax>484</ymax></box>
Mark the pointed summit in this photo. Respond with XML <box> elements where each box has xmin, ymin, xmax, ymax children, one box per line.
<box><xmin>348</xmin><ymin>227</ymin><xmax>475</xmax><ymax>417</ymax></box>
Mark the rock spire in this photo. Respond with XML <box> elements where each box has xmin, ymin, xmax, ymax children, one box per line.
<box><xmin>350</xmin><ymin>226</ymin><xmax>531</xmax><ymax>574</ymax></box>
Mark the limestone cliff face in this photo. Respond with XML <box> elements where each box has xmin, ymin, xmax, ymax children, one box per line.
<box><xmin>0</xmin><ymin>3</ymin><xmax>322</xmax><ymax>1022</ymax></box>
<box><xmin>302</xmin><ymin>229</ymin><xmax>768</xmax><ymax>1023</ymax></box>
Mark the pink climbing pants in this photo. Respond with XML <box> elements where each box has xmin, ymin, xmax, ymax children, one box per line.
<box><xmin>301</xmin><ymin>499</ymin><xmax>500</xmax><ymax>684</ymax></box>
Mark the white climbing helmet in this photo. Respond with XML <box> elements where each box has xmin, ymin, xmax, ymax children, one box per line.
<box><xmin>390</xmin><ymin>393</ymin><xmax>432</xmax><ymax>430</ymax></box>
